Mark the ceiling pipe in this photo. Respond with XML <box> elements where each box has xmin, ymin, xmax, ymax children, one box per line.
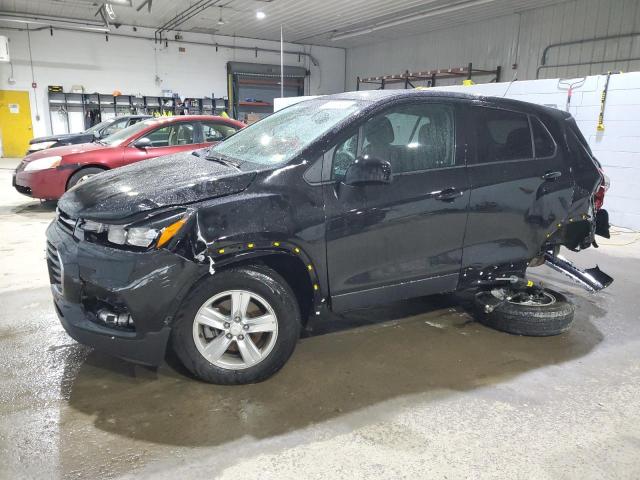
<box><xmin>0</xmin><ymin>23</ymin><xmax>320</xmax><ymax>66</ymax></box>
<box><xmin>155</xmin><ymin>0</ymin><xmax>219</xmax><ymax>38</ymax></box>
<box><xmin>330</xmin><ymin>0</ymin><xmax>497</xmax><ymax>41</ymax></box>
<box><xmin>0</xmin><ymin>13</ymin><xmax>109</xmax><ymax>32</ymax></box>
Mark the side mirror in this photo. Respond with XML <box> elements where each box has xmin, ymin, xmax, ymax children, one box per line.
<box><xmin>93</xmin><ymin>131</ymin><xmax>101</xmax><ymax>140</ymax></box>
<box><xmin>134</xmin><ymin>137</ymin><xmax>152</xmax><ymax>149</ymax></box>
<box><xmin>344</xmin><ymin>158</ymin><xmax>392</xmax><ymax>186</ymax></box>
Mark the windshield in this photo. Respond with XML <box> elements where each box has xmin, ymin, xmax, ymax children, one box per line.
<box><xmin>210</xmin><ymin>99</ymin><xmax>366</xmax><ymax>165</ymax></box>
<box><xmin>84</xmin><ymin>120</ymin><xmax>111</xmax><ymax>134</ymax></box>
<box><xmin>99</xmin><ymin>119</ymin><xmax>160</xmax><ymax>147</ymax></box>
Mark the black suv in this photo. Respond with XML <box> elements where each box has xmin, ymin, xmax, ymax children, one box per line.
<box><xmin>46</xmin><ymin>91</ymin><xmax>610</xmax><ymax>384</ymax></box>
<box><xmin>28</xmin><ymin>115</ymin><xmax>151</xmax><ymax>153</ymax></box>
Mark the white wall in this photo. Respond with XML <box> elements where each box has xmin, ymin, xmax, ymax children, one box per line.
<box><xmin>433</xmin><ymin>72</ymin><xmax>640</xmax><ymax>230</ymax></box>
<box><xmin>0</xmin><ymin>25</ymin><xmax>345</xmax><ymax>137</ymax></box>
<box><xmin>346</xmin><ymin>0</ymin><xmax>640</xmax><ymax>90</ymax></box>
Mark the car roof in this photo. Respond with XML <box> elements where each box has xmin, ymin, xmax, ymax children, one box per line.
<box><xmin>325</xmin><ymin>89</ymin><xmax>569</xmax><ymax>119</ymax></box>
<box><xmin>140</xmin><ymin>115</ymin><xmax>241</xmax><ymax>123</ymax></box>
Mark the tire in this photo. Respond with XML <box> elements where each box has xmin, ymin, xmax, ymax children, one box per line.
<box><xmin>474</xmin><ymin>288</ymin><xmax>574</xmax><ymax>337</ymax></box>
<box><xmin>171</xmin><ymin>265</ymin><xmax>301</xmax><ymax>384</ymax></box>
<box><xmin>67</xmin><ymin>167</ymin><xmax>106</xmax><ymax>190</ymax></box>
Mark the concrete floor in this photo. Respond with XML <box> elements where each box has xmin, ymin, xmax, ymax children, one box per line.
<box><xmin>1</xmin><ymin>157</ymin><xmax>639</xmax><ymax>479</ymax></box>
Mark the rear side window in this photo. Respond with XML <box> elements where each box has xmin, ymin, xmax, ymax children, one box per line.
<box><xmin>202</xmin><ymin>122</ymin><xmax>238</xmax><ymax>142</ymax></box>
<box><xmin>531</xmin><ymin>117</ymin><xmax>556</xmax><ymax>158</ymax></box>
<box><xmin>474</xmin><ymin>107</ymin><xmax>533</xmax><ymax>162</ymax></box>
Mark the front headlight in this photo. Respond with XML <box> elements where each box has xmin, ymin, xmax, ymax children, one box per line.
<box><xmin>24</xmin><ymin>155</ymin><xmax>62</xmax><ymax>171</ymax></box>
<box><xmin>29</xmin><ymin>141</ymin><xmax>57</xmax><ymax>151</ymax></box>
<box><xmin>79</xmin><ymin>212</ymin><xmax>188</xmax><ymax>249</ymax></box>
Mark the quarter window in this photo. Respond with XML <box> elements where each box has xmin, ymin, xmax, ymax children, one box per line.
<box><xmin>474</xmin><ymin>108</ymin><xmax>533</xmax><ymax>162</ymax></box>
<box><xmin>531</xmin><ymin>117</ymin><xmax>556</xmax><ymax>158</ymax></box>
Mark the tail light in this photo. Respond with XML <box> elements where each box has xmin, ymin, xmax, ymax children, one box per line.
<box><xmin>594</xmin><ymin>169</ymin><xmax>609</xmax><ymax>211</ymax></box>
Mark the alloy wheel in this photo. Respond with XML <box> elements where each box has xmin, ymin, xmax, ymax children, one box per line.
<box><xmin>192</xmin><ymin>290</ymin><xmax>278</xmax><ymax>370</ymax></box>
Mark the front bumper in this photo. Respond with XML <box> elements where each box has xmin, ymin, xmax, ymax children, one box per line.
<box><xmin>13</xmin><ymin>163</ymin><xmax>70</xmax><ymax>200</ymax></box>
<box><xmin>46</xmin><ymin>218</ymin><xmax>206</xmax><ymax>366</ymax></box>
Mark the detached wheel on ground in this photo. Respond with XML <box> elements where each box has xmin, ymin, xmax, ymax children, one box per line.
<box><xmin>474</xmin><ymin>288</ymin><xmax>574</xmax><ymax>336</ymax></box>
<box><xmin>171</xmin><ymin>265</ymin><xmax>301</xmax><ymax>384</ymax></box>
<box><xmin>67</xmin><ymin>167</ymin><xmax>106</xmax><ymax>190</ymax></box>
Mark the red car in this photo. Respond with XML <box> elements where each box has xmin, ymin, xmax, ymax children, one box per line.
<box><xmin>13</xmin><ymin>115</ymin><xmax>245</xmax><ymax>200</ymax></box>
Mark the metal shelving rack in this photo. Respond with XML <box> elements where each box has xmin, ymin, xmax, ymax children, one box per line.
<box><xmin>356</xmin><ymin>63</ymin><xmax>502</xmax><ymax>90</ymax></box>
<box><xmin>47</xmin><ymin>91</ymin><xmax>229</xmax><ymax>134</ymax></box>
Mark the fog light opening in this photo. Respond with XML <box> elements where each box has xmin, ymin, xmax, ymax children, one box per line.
<box><xmin>97</xmin><ymin>308</ymin><xmax>135</xmax><ymax>329</ymax></box>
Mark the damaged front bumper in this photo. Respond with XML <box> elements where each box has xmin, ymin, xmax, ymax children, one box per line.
<box><xmin>46</xmin><ymin>219</ymin><xmax>206</xmax><ymax>366</ymax></box>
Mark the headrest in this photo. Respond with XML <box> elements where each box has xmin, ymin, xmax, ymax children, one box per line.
<box><xmin>365</xmin><ymin>116</ymin><xmax>394</xmax><ymax>145</ymax></box>
<box><xmin>505</xmin><ymin>127</ymin><xmax>532</xmax><ymax>156</ymax></box>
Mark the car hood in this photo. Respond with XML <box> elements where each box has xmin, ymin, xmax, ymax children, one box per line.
<box><xmin>58</xmin><ymin>151</ymin><xmax>258</xmax><ymax>221</ymax></box>
<box><xmin>30</xmin><ymin>132</ymin><xmax>92</xmax><ymax>144</ymax></box>
<box><xmin>24</xmin><ymin>142</ymin><xmax>107</xmax><ymax>162</ymax></box>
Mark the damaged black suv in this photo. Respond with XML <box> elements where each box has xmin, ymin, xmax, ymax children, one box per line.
<box><xmin>46</xmin><ymin>90</ymin><xmax>611</xmax><ymax>384</ymax></box>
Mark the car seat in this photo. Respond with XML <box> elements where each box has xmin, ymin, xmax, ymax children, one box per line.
<box><xmin>363</xmin><ymin>116</ymin><xmax>400</xmax><ymax>169</ymax></box>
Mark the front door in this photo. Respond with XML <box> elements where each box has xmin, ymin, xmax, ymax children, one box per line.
<box><xmin>324</xmin><ymin>101</ymin><xmax>470</xmax><ymax>312</ymax></box>
<box><xmin>0</xmin><ymin>90</ymin><xmax>33</xmax><ymax>157</ymax></box>
<box><xmin>121</xmin><ymin>121</ymin><xmax>199</xmax><ymax>167</ymax></box>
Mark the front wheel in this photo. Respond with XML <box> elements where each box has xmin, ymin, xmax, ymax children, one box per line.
<box><xmin>171</xmin><ymin>265</ymin><xmax>301</xmax><ymax>384</ymax></box>
<box><xmin>474</xmin><ymin>288</ymin><xmax>574</xmax><ymax>336</ymax></box>
<box><xmin>67</xmin><ymin>167</ymin><xmax>106</xmax><ymax>190</ymax></box>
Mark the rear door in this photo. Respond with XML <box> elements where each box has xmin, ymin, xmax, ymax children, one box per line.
<box><xmin>462</xmin><ymin>106</ymin><xmax>573</xmax><ymax>274</ymax></box>
<box><xmin>324</xmin><ymin>100</ymin><xmax>470</xmax><ymax>311</ymax></box>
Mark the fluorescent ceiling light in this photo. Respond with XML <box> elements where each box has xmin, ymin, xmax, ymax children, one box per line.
<box><xmin>331</xmin><ymin>0</ymin><xmax>497</xmax><ymax>41</ymax></box>
<box><xmin>256</xmin><ymin>11</ymin><xmax>266</xmax><ymax>20</ymax></box>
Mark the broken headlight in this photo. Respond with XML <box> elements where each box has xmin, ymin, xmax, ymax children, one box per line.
<box><xmin>78</xmin><ymin>211</ymin><xmax>187</xmax><ymax>249</ymax></box>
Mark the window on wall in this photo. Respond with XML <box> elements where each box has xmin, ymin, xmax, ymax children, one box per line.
<box><xmin>473</xmin><ymin>107</ymin><xmax>533</xmax><ymax>162</ymax></box>
<box><xmin>531</xmin><ymin>116</ymin><xmax>556</xmax><ymax>158</ymax></box>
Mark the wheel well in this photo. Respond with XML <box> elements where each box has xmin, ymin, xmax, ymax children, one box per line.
<box><xmin>66</xmin><ymin>165</ymin><xmax>109</xmax><ymax>190</ymax></box>
<box><xmin>219</xmin><ymin>253</ymin><xmax>314</xmax><ymax>325</ymax></box>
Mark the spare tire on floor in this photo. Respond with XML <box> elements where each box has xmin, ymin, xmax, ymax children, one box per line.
<box><xmin>474</xmin><ymin>288</ymin><xmax>574</xmax><ymax>337</ymax></box>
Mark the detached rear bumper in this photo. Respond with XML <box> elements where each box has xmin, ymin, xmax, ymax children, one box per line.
<box><xmin>46</xmin><ymin>218</ymin><xmax>206</xmax><ymax>366</ymax></box>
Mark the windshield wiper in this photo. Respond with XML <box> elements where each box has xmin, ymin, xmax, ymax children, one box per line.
<box><xmin>205</xmin><ymin>153</ymin><xmax>241</xmax><ymax>170</ymax></box>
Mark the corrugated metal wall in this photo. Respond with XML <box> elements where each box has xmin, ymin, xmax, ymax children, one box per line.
<box><xmin>346</xmin><ymin>0</ymin><xmax>640</xmax><ymax>90</ymax></box>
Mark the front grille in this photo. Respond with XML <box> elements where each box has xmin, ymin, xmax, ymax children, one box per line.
<box><xmin>57</xmin><ymin>209</ymin><xmax>77</xmax><ymax>235</ymax></box>
<box><xmin>46</xmin><ymin>241</ymin><xmax>63</xmax><ymax>293</ymax></box>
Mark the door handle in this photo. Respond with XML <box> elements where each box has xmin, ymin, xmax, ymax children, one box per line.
<box><xmin>434</xmin><ymin>187</ymin><xmax>461</xmax><ymax>202</ymax></box>
<box><xmin>542</xmin><ymin>170</ymin><xmax>562</xmax><ymax>181</ymax></box>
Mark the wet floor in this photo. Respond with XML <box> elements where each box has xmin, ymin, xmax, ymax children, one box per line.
<box><xmin>1</xmin><ymin>163</ymin><xmax>639</xmax><ymax>479</ymax></box>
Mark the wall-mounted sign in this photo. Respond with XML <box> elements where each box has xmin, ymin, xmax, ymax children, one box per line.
<box><xmin>8</xmin><ymin>104</ymin><xmax>19</xmax><ymax>114</ymax></box>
